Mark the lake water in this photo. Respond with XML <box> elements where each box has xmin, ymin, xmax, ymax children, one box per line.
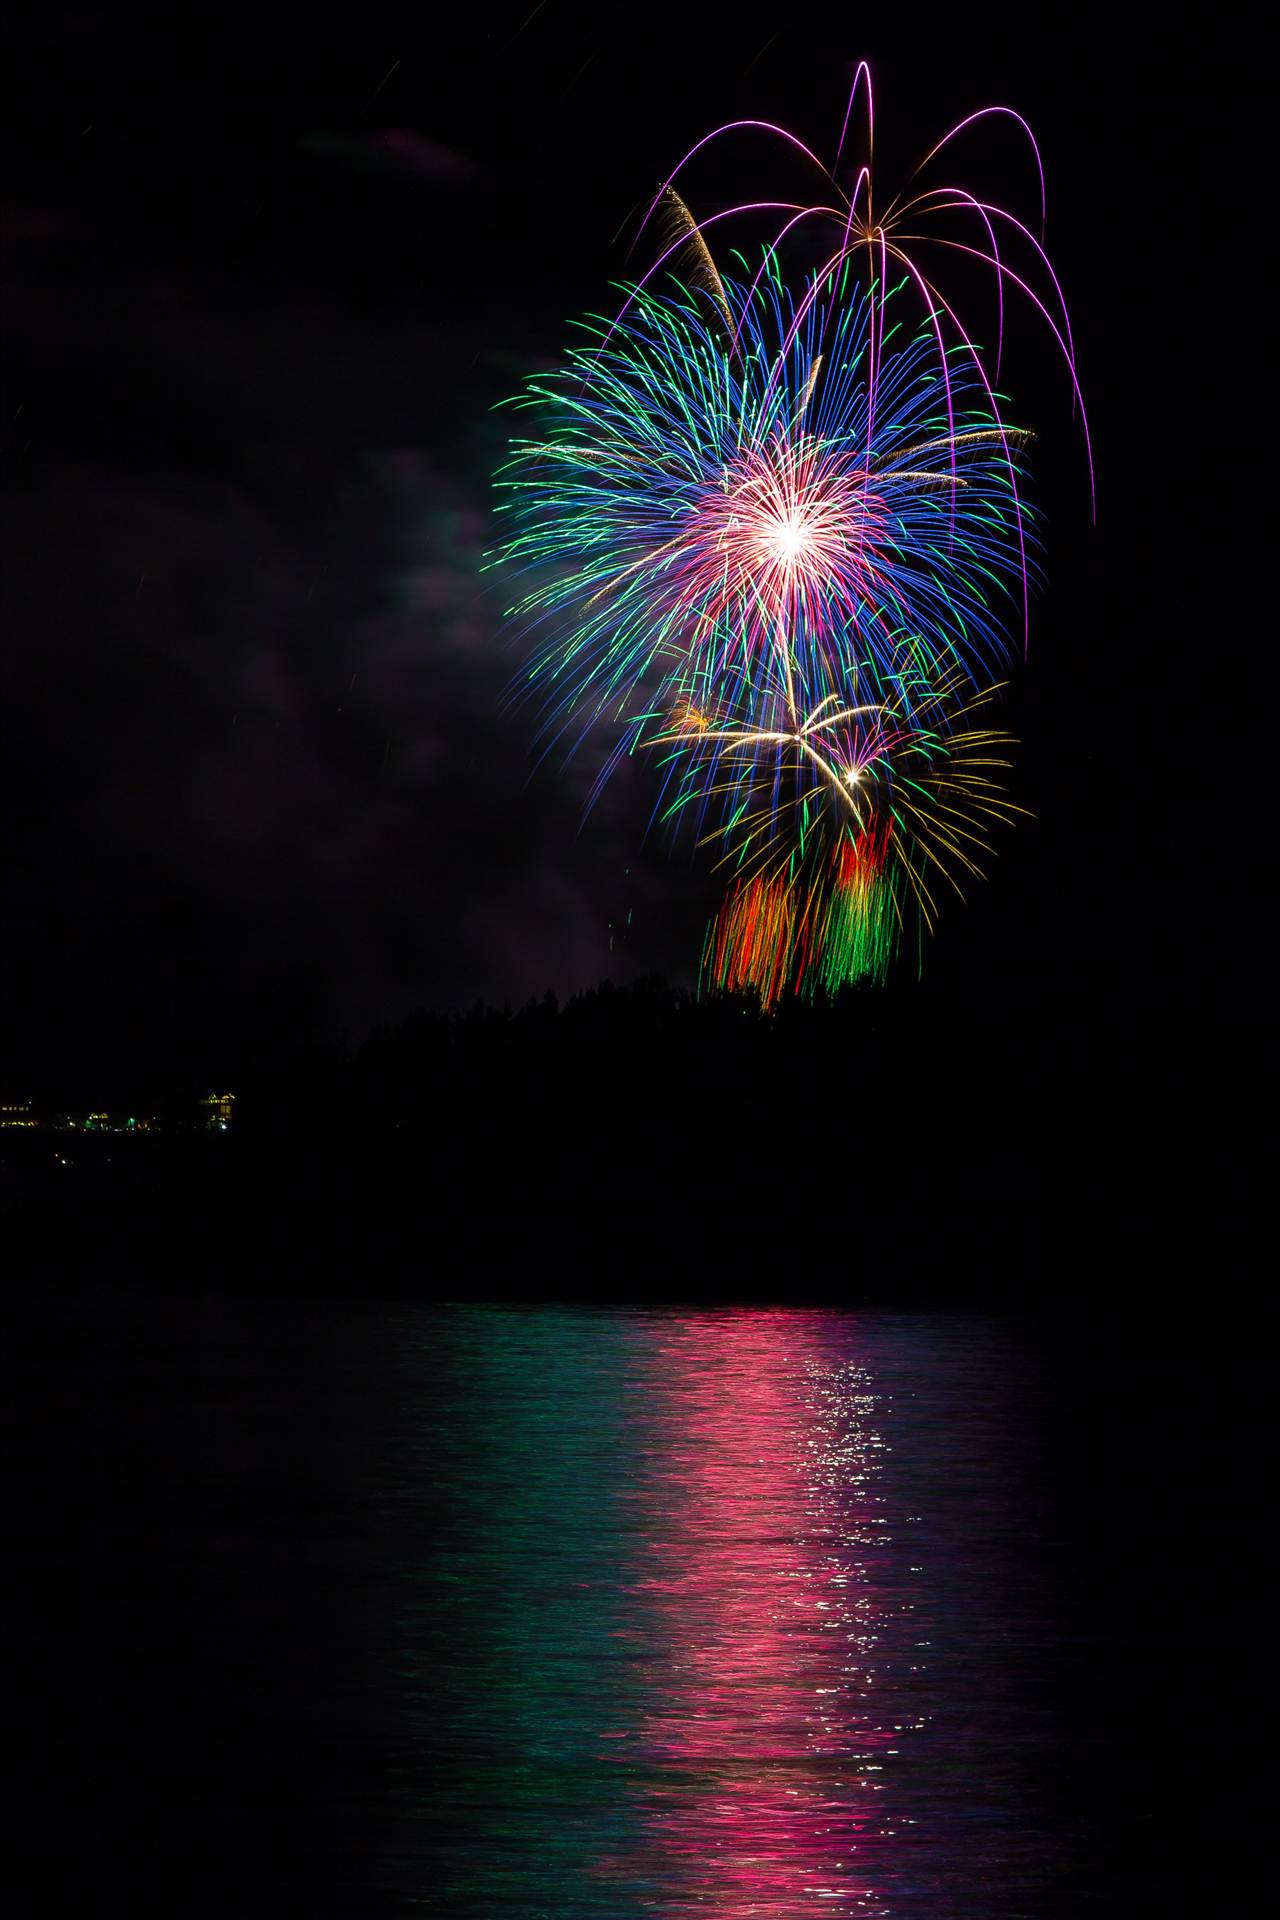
<box><xmin>22</xmin><ymin>1296</ymin><xmax>1106</xmax><ymax>1914</ymax></box>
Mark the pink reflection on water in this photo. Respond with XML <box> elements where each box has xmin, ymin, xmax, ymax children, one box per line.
<box><xmin>603</xmin><ymin>1310</ymin><xmax>919</xmax><ymax>1916</ymax></box>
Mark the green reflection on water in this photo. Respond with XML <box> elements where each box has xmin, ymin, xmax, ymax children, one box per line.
<box><xmin>392</xmin><ymin>1307</ymin><xmax>656</xmax><ymax>1914</ymax></box>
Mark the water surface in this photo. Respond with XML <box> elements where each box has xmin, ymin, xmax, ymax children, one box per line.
<box><xmin>24</xmin><ymin>1298</ymin><xmax>1096</xmax><ymax>1914</ymax></box>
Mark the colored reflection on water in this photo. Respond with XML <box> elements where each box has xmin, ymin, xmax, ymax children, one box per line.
<box><xmin>26</xmin><ymin>1293</ymin><xmax>1090</xmax><ymax>1913</ymax></box>
<box><xmin>389</xmin><ymin>1307</ymin><xmax>1083</xmax><ymax>1916</ymax></box>
<box><xmin>604</xmin><ymin>1312</ymin><xmax>909</xmax><ymax>1913</ymax></box>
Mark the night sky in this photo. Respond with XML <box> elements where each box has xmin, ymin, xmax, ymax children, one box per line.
<box><xmin>2</xmin><ymin>7</ymin><xmax>1228</xmax><ymax>1102</ymax></box>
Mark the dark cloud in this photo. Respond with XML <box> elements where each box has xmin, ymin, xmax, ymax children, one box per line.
<box><xmin>373</xmin><ymin>131</ymin><xmax>472</xmax><ymax>178</ymax></box>
<box><xmin>1</xmin><ymin>241</ymin><xmax>708</xmax><ymax>1094</ymax></box>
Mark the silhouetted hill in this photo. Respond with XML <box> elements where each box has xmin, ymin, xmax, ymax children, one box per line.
<box><xmin>6</xmin><ymin>977</ymin><xmax>1232</xmax><ymax>1303</ymax></box>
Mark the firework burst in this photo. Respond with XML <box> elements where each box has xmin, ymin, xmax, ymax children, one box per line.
<box><xmin>491</xmin><ymin>67</ymin><xmax>1085</xmax><ymax>1002</ymax></box>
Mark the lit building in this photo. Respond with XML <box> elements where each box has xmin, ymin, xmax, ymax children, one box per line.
<box><xmin>0</xmin><ymin>1101</ymin><xmax>37</xmax><ymax>1128</ymax></box>
<box><xmin>201</xmin><ymin>1092</ymin><xmax>236</xmax><ymax>1132</ymax></box>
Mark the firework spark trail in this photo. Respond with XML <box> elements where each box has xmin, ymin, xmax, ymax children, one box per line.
<box><xmin>497</xmin><ymin>276</ymin><xmax>1033</xmax><ymax>747</ymax></box>
<box><xmin>490</xmin><ymin>67</ymin><xmax>1085</xmax><ymax>1002</ymax></box>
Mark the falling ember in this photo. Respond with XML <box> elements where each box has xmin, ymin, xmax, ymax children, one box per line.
<box><xmin>704</xmin><ymin>822</ymin><xmax>898</xmax><ymax>1005</ymax></box>
<box><xmin>704</xmin><ymin>872</ymin><xmax>797</xmax><ymax>1008</ymax></box>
